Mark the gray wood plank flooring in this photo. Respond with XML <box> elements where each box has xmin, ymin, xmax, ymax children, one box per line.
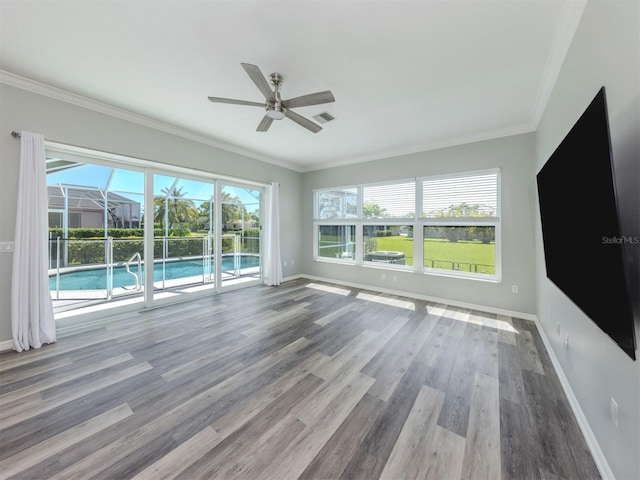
<box><xmin>0</xmin><ymin>279</ymin><xmax>601</xmax><ymax>480</ymax></box>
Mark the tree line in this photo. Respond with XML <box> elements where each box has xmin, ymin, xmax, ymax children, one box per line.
<box><xmin>153</xmin><ymin>187</ymin><xmax>259</xmax><ymax>232</ymax></box>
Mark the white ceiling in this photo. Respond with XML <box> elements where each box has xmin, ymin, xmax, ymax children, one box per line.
<box><xmin>0</xmin><ymin>1</ymin><xmax>584</xmax><ymax>172</ymax></box>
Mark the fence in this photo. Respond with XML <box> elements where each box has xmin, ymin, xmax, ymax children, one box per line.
<box><xmin>48</xmin><ymin>233</ymin><xmax>261</xmax><ymax>298</ymax></box>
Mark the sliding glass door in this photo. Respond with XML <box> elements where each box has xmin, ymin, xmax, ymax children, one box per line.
<box><xmin>47</xmin><ymin>160</ymin><xmax>145</xmax><ymax>310</ymax></box>
<box><xmin>152</xmin><ymin>174</ymin><xmax>215</xmax><ymax>293</ymax></box>
<box><xmin>220</xmin><ymin>183</ymin><xmax>262</xmax><ymax>287</ymax></box>
<box><xmin>46</xmin><ymin>147</ymin><xmax>265</xmax><ymax>313</ymax></box>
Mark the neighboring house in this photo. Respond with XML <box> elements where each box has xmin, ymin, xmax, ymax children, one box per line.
<box><xmin>48</xmin><ymin>184</ymin><xmax>141</xmax><ymax>229</ymax></box>
<box><xmin>225</xmin><ymin>219</ymin><xmax>257</xmax><ymax>231</ymax></box>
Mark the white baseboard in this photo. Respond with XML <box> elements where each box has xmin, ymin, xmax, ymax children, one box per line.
<box><xmin>0</xmin><ymin>339</ymin><xmax>14</xmax><ymax>352</ymax></box>
<box><xmin>296</xmin><ymin>274</ymin><xmax>537</xmax><ymax>321</ymax></box>
<box><xmin>282</xmin><ymin>274</ymin><xmax>304</xmax><ymax>283</ymax></box>
<box><xmin>533</xmin><ymin>318</ymin><xmax>613</xmax><ymax>480</ymax></box>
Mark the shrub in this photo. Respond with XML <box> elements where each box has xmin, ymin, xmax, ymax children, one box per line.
<box><xmin>364</xmin><ymin>238</ymin><xmax>378</xmax><ymax>254</ymax></box>
<box><xmin>112</xmin><ymin>240</ymin><xmax>144</xmax><ymax>262</ymax></box>
<box><xmin>243</xmin><ymin>228</ymin><xmax>260</xmax><ymax>237</ymax></box>
<box><xmin>66</xmin><ymin>240</ymin><xmax>106</xmax><ymax>265</ymax></box>
<box><xmin>48</xmin><ymin>227</ymin><xmax>191</xmax><ymax>239</ymax></box>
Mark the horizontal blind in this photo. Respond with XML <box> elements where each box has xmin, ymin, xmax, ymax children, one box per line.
<box><xmin>316</xmin><ymin>188</ymin><xmax>358</xmax><ymax>219</ymax></box>
<box><xmin>362</xmin><ymin>181</ymin><xmax>415</xmax><ymax>219</ymax></box>
<box><xmin>422</xmin><ymin>172</ymin><xmax>498</xmax><ymax>218</ymax></box>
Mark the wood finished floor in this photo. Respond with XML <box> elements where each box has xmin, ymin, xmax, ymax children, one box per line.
<box><xmin>0</xmin><ymin>279</ymin><xmax>600</xmax><ymax>480</ymax></box>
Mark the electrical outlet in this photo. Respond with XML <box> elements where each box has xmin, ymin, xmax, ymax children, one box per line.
<box><xmin>611</xmin><ymin>397</ymin><xmax>619</xmax><ymax>428</ymax></box>
<box><xmin>283</xmin><ymin>260</ymin><xmax>287</xmax><ymax>267</ymax></box>
<box><xmin>511</xmin><ymin>285</ymin><xmax>519</xmax><ymax>293</ymax></box>
<box><xmin>381</xmin><ymin>273</ymin><xmax>386</xmax><ymax>280</ymax></box>
<box><xmin>564</xmin><ymin>333</ymin><xmax>569</xmax><ymax>347</ymax></box>
<box><xmin>291</xmin><ymin>259</ymin><xmax>294</xmax><ymax>266</ymax></box>
<box><xmin>392</xmin><ymin>275</ymin><xmax>398</xmax><ymax>282</ymax></box>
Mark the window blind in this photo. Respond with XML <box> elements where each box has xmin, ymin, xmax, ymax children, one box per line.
<box><xmin>422</xmin><ymin>172</ymin><xmax>498</xmax><ymax>218</ymax></box>
<box><xmin>362</xmin><ymin>181</ymin><xmax>415</xmax><ymax>219</ymax></box>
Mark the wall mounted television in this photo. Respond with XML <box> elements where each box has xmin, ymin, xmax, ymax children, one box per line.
<box><xmin>536</xmin><ymin>86</ymin><xmax>637</xmax><ymax>360</ymax></box>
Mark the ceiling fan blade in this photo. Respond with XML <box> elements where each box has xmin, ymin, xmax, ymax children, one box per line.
<box><xmin>282</xmin><ymin>90</ymin><xmax>335</xmax><ymax>109</ymax></box>
<box><xmin>284</xmin><ymin>109</ymin><xmax>322</xmax><ymax>133</ymax></box>
<box><xmin>241</xmin><ymin>63</ymin><xmax>276</xmax><ymax>103</ymax></box>
<box><xmin>256</xmin><ymin>115</ymin><xmax>273</xmax><ymax>132</ymax></box>
<box><xmin>208</xmin><ymin>96</ymin><xmax>265</xmax><ymax>107</ymax></box>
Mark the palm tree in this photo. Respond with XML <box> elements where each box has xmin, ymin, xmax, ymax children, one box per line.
<box><xmin>363</xmin><ymin>201</ymin><xmax>387</xmax><ymax>219</ymax></box>
<box><xmin>154</xmin><ymin>186</ymin><xmax>196</xmax><ymax>230</ymax></box>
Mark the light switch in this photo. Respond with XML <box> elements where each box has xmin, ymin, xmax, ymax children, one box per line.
<box><xmin>0</xmin><ymin>241</ymin><xmax>14</xmax><ymax>253</ymax></box>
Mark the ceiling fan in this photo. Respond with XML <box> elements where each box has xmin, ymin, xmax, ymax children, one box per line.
<box><xmin>208</xmin><ymin>63</ymin><xmax>335</xmax><ymax>133</ymax></box>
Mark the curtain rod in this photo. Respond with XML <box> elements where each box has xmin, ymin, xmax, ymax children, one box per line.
<box><xmin>11</xmin><ymin>131</ymin><xmax>21</xmax><ymax>138</ymax></box>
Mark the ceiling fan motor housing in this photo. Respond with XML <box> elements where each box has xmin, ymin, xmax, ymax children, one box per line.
<box><xmin>266</xmin><ymin>83</ymin><xmax>285</xmax><ymax>119</ymax></box>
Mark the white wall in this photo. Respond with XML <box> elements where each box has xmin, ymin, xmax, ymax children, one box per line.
<box><xmin>0</xmin><ymin>83</ymin><xmax>303</xmax><ymax>343</ymax></box>
<box><xmin>534</xmin><ymin>1</ymin><xmax>639</xmax><ymax>478</ymax></box>
<box><xmin>302</xmin><ymin>133</ymin><xmax>537</xmax><ymax>316</ymax></box>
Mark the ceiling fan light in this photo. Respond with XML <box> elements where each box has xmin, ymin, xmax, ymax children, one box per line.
<box><xmin>266</xmin><ymin>108</ymin><xmax>285</xmax><ymax>120</ymax></box>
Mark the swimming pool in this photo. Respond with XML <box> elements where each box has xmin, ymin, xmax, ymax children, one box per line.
<box><xmin>49</xmin><ymin>255</ymin><xmax>260</xmax><ymax>290</ymax></box>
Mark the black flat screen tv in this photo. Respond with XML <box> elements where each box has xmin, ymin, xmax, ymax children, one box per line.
<box><xmin>536</xmin><ymin>86</ymin><xmax>636</xmax><ymax>360</ymax></box>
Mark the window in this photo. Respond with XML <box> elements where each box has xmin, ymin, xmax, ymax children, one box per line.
<box><xmin>363</xmin><ymin>225</ymin><xmax>414</xmax><ymax>267</ymax></box>
<box><xmin>313</xmin><ymin>169</ymin><xmax>500</xmax><ymax>280</ymax></box>
<box><xmin>361</xmin><ymin>180</ymin><xmax>416</xmax><ymax>267</ymax></box>
<box><xmin>421</xmin><ymin>171</ymin><xmax>499</xmax><ymax>277</ymax></box>
<box><xmin>314</xmin><ymin>186</ymin><xmax>357</xmax><ymax>264</ymax></box>
<box><xmin>315</xmin><ymin>187</ymin><xmax>357</xmax><ymax>219</ymax></box>
<box><xmin>422</xmin><ymin>172</ymin><xmax>498</xmax><ymax>218</ymax></box>
<box><xmin>362</xmin><ymin>181</ymin><xmax>415</xmax><ymax>219</ymax></box>
<box><xmin>317</xmin><ymin>225</ymin><xmax>356</xmax><ymax>261</ymax></box>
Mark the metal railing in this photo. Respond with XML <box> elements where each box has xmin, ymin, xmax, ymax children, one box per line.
<box><xmin>124</xmin><ymin>252</ymin><xmax>142</xmax><ymax>290</ymax></box>
<box><xmin>424</xmin><ymin>258</ymin><xmax>494</xmax><ymax>274</ymax></box>
<box><xmin>49</xmin><ymin>233</ymin><xmax>261</xmax><ymax>299</ymax></box>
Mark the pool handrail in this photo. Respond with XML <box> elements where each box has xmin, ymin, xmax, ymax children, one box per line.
<box><xmin>124</xmin><ymin>252</ymin><xmax>142</xmax><ymax>291</ymax></box>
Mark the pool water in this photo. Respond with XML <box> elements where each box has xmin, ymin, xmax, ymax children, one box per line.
<box><xmin>49</xmin><ymin>256</ymin><xmax>260</xmax><ymax>290</ymax></box>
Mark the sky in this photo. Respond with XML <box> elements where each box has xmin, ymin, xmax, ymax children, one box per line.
<box><xmin>47</xmin><ymin>162</ymin><xmax>261</xmax><ymax>214</ymax></box>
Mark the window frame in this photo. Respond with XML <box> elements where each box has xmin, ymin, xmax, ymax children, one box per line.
<box><xmin>313</xmin><ymin>221</ymin><xmax>357</xmax><ymax>264</ymax></box>
<box><xmin>312</xmin><ymin>168</ymin><xmax>501</xmax><ymax>281</ymax></box>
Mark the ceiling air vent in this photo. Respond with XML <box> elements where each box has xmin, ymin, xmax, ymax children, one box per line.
<box><xmin>313</xmin><ymin>112</ymin><xmax>335</xmax><ymax>124</ymax></box>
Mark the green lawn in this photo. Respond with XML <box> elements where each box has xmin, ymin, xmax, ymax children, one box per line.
<box><xmin>318</xmin><ymin>234</ymin><xmax>495</xmax><ymax>274</ymax></box>
<box><xmin>374</xmin><ymin>235</ymin><xmax>495</xmax><ymax>274</ymax></box>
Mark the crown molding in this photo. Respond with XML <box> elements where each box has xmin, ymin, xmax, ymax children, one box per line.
<box><xmin>301</xmin><ymin>122</ymin><xmax>536</xmax><ymax>173</ymax></box>
<box><xmin>0</xmin><ymin>70</ymin><xmax>303</xmax><ymax>172</ymax></box>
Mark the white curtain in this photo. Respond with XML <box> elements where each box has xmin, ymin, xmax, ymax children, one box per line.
<box><xmin>11</xmin><ymin>131</ymin><xmax>56</xmax><ymax>352</ymax></box>
<box><xmin>264</xmin><ymin>181</ymin><xmax>283</xmax><ymax>286</ymax></box>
